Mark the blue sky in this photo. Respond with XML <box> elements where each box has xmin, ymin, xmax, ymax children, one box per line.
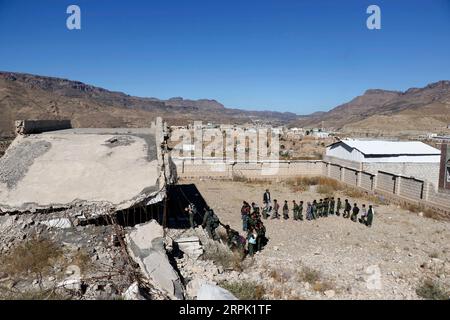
<box><xmin>0</xmin><ymin>0</ymin><xmax>449</xmax><ymax>114</ymax></box>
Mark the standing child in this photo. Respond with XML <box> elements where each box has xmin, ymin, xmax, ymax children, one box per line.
<box><xmin>343</xmin><ymin>199</ymin><xmax>351</xmax><ymax>218</ymax></box>
<box><xmin>298</xmin><ymin>201</ymin><xmax>304</xmax><ymax>221</ymax></box>
<box><xmin>292</xmin><ymin>200</ymin><xmax>299</xmax><ymax>220</ymax></box>
<box><xmin>271</xmin><ymin>199</ymin><xmax>280</xmax><ymax>219</ymax></box>
<box><xmin>329</xmin><ymin>197</ymin><xmax>335</xmax><ymax>215</ymax></box>
<box><xmin>247</xmin><ymin>228</ymin><xmax>257</xmax><ymax>256</ymax></box>
<box><xmin>351</xmin><ymin>203</ymin><xmax>360</xmax><ymax>222</ymax></box>
<box><xmin>336</xmin><ymin>198</ymin><xmax>342</xmax><ymax>216</ymax></box>
<box><xmin>282</xmin><ymin>200</ymin><xmax>289</xmax><ymax>219</ymax></box>
<box><xmin>306</xmin><ymin>202</ymin><xmax>313</xmax><ymax>220</ymax></box>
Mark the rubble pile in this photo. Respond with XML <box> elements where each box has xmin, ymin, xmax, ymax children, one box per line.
<box><xmin>0</xmin><ymin>214</ymin><xmax>170</xmax><ymax>300</ymax></box>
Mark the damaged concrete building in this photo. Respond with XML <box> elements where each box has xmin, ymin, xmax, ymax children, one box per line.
<box><xmin>0</xmin><ymin>118</ymin><xmax>175</xmax><ymax>221</ymax></box>
<box><xmin>0</xmin><ymin>118</ymin><xmax>190</xmax><ymax>300</ymax></box>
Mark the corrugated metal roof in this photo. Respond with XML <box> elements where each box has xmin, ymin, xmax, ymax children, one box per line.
<box><xmin>333</xmin><ymin>139</ymin><xmax>440</xmax><ymax>156</ymax></box>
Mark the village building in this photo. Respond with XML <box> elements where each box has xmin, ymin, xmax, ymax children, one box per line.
<box><xmin>325</xmin><ymin>139</ymin><xmax>441</xmax><ymax>185</ymax></box>
<box><xmin>439</xmin><ymin>143</ymin><xmax>450</xmax><ymax>191</ymax></box>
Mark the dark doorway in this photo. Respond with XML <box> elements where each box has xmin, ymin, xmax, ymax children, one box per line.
<box><xmin>165</xmin><ymin>184</ymin><xmax>208</xmax><ymax>229</ymax></box>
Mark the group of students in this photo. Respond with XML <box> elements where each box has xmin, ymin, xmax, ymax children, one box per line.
<box><xmin>185</xmin><ymin>202</ymin><xmax>265</xmax><ymax>257</ymax></box>
<box><xmin>258</xmin><ymin>189</ymin><xmax>375</xmax><ymax>227</ymax></box>
<box><xmin>184</xmin><ymin>188</ymin><xmax>375</xmax><ymax>260</ymax></box>
<box><xmin>240</xmin><ymin>201</ymin><xmax>268</xmax><ymax>256</ymax></box>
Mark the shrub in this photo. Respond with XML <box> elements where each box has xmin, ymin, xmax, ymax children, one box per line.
<box><xmin>416</xmin><ymin>279</ymin><xmax>449</xmax><ymax>300</ymax></box>
<box><xmin>312</xmin><ymin>280</ymin><xmax>335</xmax><ymax>293</ymax></box>
<box><xmin>70</xmin><ymin>250</ymin><xmax>92</xmax><ymax>273</ymax></box>
<box><xmin>0</xmin><ymin>287</ymin><xmax>69</xmax><ymax>300</ymax></box>
<box><xmin>297</xmin><ymin>266</ymin><xmax>321</xmax><ymax>284</ymax></box>
<box><xmin>218</xmin><ymin>281</ymin><xmax>265</xmax><ymax>300</ymax></box>
<box><xmin>269</xmin><ymin>270</ymin><xmax>288</xmax><ymax>283</ymax></box>
<box><xmin>201</xmin><ymin>243</ymin><xmax>245</xmax><ymax>272</ymax></box>
<box><xmin>0</xmin><ymin>238</ymin><xmax>63</xmax><ymax>279</ymax></box>
<box><xmin>297</xmin><ymin>266</ymin><xmax>335</xmax><ymax>293</ymax></box>
<box><xmin>316</xmin><ymin>185</ymin><xmax>335</xmax><ymax>196</ymax></box>
<box><xmin>401</xmin><ymin>203</ymin><xmax>444</xmax><ymax>220</ymax></box>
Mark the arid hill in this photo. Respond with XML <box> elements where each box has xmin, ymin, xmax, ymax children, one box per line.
<box><xmin>1</xmin><ymin>71</ymin><xmax>449</xmax><ymax>137</ymax></box>
<box><xmin>0</xmin><ymin>72</ymin><xmax>298</xmax><ymax>136</ymax></box>
<box><xmin>293</xmin><ymin>81</ymin><xmax>450</xmax><ymax>136</ymax></box>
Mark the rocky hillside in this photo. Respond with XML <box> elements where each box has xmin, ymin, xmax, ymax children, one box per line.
<box><xmin>2</xmin><ymin>71</ymin><xmax>449</xmax><ymax>137</ymax></box>
<box><xmin>0</xmin><ymin>72</ymin><xmax>298</xmax><ymax>136</ymax></box>
<box><xmin>294</xmin><ymin>81</ymin><xmax>450</xmax><ymax>136</ymax></box>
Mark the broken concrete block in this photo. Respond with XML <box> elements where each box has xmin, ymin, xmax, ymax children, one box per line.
<box><xmin>40</xmin><ymin>218</ymin><xmax>72</xmax><ymax>229</ymax></box>
<box><xmin>126</xmin><ymin>221</ymin><xmax>184</xmax><ymax>300</ymax></box>
<box><xmin>175</xmin><ymin>236</ymin><xmax>203</xmax><ymax>259</ymax></box>
<box><xmin>196</xmin><ymin>283</ymin><xmax>238</xmax><ymax>300</ymax></box>
<box><xmin>123</xmin><ymin>282</ymin><xmax>146</xmax><ymax>300</ymax></box>
<box><xmin>58</xmin><ymin>278</ymin><xmax>82</xmax><ymax>292</ymax></box>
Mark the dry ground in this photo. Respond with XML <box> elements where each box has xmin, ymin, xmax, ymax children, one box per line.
<box><xmin>184</xmin><ymin>178</ymin><xmax>450</xmax><ymax>299</ymax></box>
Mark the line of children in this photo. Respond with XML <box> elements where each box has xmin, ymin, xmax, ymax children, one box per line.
<box><xmin>260</xmin><ymin>194</ymin><xmax>374</xmax><ymax>227</ymax></box>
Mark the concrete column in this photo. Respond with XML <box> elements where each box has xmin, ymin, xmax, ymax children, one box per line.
<box><xmin>395</xmin><ymin>176</ymin><xmax>402</xmax><ymax>195</ymax></box>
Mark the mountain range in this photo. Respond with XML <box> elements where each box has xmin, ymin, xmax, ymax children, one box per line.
<box><xmin>295</xmin><ymin>81</ymin><xmax>450</xmax><ymax>136</ymax></box>
<box><xmin>1</xmin><ymin>71</ymin><xmax>449</xmax><ymax>136</ymax></box>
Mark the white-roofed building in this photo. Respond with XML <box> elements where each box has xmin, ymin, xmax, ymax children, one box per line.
<box><xmin>326</xmin><ymin>140</ymin><xmax>440</xmax><ymax>163</ymax></box>
<box><xmin>325</xmin><ymin>139</ymin><xmax>441</xmax><ymax>185</ymax></box>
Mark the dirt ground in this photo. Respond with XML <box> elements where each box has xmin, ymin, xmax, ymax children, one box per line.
<box><xmin>183</xmin><ymin>178</ymin><xmax>450</xmax><ymax>300</ymax></box>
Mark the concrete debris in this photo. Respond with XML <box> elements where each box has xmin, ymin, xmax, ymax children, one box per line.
<box><xmin>0</xmin><ymin>124</ymin><xmax>168</xmax><ymax>214</ymax></box>
<box><xmin>40</xmin><ymin>218</ymin><xmax>73</xmax><ymax>229</ymax></box>
<box><xmin>104</xmin><ymin>136</ymin><xmax>135</xmax><ymax>148</ymax></box>
<box><xmin>123</xmin><ymin>282</ymin><xmax>146</xmax><ymax>300</ymax></box>
<box><xmin>58</xmin><ymin>278</ymin><xmax>82</xmax><ymax>292</ymax></box>
<box><xmin>197</xmin><ymin>283</ymin><xmax>238</xmax><ymax>300</ymax></box>
<box><xmin>125</xmin><ymin>221</ymin><xmax>184</xmax><ymax>300</ymax></box>
<box><xmin>324</xmin><ymin>290</ymin><xmax>336</xmax><ymax>298</ymax></box>
<box><xmin>58</xmin><ymin>266</ymin><xmax>82</xmax><ymax>291</ymax></box>
<box><xmin>186</xmin><ymin>278</ymin><xmax>210</xmax><ymax>298</ymax></box>
<box><xmin>175</xmin><ymin>236</ymin><xmax>203</xmax><ymax>259</ymax></box>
